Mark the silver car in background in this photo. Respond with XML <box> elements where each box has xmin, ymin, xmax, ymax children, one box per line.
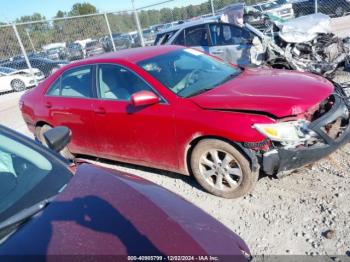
<box><xmin>154</xmin><ymin>17</ymin><xmax>265</xmax><ymax>66</ymax></box>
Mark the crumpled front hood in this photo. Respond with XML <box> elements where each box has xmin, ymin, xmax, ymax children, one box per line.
<box><xmin>190</xmin><ymin>68</ymin><xmax>334</xmax><ymax>118</ymax></box>
<box><xmin>277</xmin><ymin>13</ymin><xmax>331</xmax><ymax>43</ymax></box>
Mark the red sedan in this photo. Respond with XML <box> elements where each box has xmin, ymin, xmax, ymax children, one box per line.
<box><xmin>20</xmin><ymin>45</ymin><xmax>350</xmax><ymax>198</ymax></box>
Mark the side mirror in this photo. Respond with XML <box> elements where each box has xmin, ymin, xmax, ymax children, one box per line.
<box><xmin>43</xmin><ymin>126</ymin><xmax>71</xmax><ymax>152</ymax></box>
<box><xmin>131</xmin><ymin>90</ymin><xmax>160</xmax><ymax>107</ymax></box>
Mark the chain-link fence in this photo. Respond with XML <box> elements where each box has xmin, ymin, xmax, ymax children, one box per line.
<box><xmin>212</xmin><ymin>0</ymin><xmax>350</xmax><ymax>18</ymax></box>
<box><xmin>0</xmin><ymin>0</ymin><xmax>350</xmax><ymax>94</ymax></box>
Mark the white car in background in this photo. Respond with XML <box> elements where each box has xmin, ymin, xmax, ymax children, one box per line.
<box><xmin>0</xmin><ymin>67</ymin><xmax>45</xmax><ymax>92</ymax></box>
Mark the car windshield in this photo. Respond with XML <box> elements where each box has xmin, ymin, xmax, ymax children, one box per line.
<box><xmin>0</xmin><ymin>126</ymin><xmax>72</xmax><ymax>233</ymax></box>
<box><xmin>138</xmin><ymin>48</ymin><xmax>241</xmax><ymax>98</ymax></box>
<box><xmin>0</xmin><ymin>67</ymin><xmax>15</xmax><ymax>74</ymax></box>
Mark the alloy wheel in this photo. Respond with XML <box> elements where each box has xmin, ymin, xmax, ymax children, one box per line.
<box><xmin>11</xmin><ymin>79</ymin><xmax>25</xmax><ymax>92</ymax></box>
<box><xmin>199</xmin><ymin>149</ymin><xmax>243</xmax><ymax>191</ymax></box>
<box><xmin>335</xmin><ymin>6</ymin><xmax>344</xmax><ymax>17</ymax></box>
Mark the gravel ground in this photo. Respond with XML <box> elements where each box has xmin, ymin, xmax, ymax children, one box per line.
<box><xmin>87</xmin><ymin>146</ymin><xmax>350</xmax><ymax>256</ymax></box>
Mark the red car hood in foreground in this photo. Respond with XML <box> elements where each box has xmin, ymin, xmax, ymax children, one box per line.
<box><xmin>190</xmin><ymin>68</ymin><xmax>334</xmax><ymax>118</ymax></box>
<box><xmin>0</xmin><ymin>163</ymin><xmax>249</xmax><ymax>259</ymax></box>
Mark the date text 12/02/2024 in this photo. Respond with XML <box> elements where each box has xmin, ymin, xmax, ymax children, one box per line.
<box><xmin>128</xmin><ymin>255</ymin><xmax>220</xmax><ymax>261</ymax></box>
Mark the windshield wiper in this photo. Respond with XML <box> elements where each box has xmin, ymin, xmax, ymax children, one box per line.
<box><xmin>219</xmin><ymin>72</ymin><xmax>240</xmax><ymax>85</ymax></box>
<box><xmin>0</xmin><ymin>197</ymin><xmax>53</xmax><ymax>233</ymax></box>
<box><xmin>185</xmin><ymin>87</ymin><xmax>215</xmax><ymax>98</ymax></box>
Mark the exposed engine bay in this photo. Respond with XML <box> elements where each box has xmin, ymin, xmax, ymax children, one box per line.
<box><xmin>264</xmin><ymin>14</ymin><xmax>350</xmax><ymax>79</ymax></box>
<box><xmin>218</xmin><ymin>4</ymin><xmax>350</xmax><ymax>87</ymax></box>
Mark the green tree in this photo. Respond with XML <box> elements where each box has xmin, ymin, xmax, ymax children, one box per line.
<box><xmin>16</xmin><ymin>13</ymin><xmax>46</xmax><ymax>24</ymax></box>
<box><xmin>68</xmin><ymin>2</ymin><xmax>98</xmax><ymax>16</ymax></box>
<box><xmin>55</xmin><ymin>10</ymin><xmax>66</xmax><ymax>18</ymax></box>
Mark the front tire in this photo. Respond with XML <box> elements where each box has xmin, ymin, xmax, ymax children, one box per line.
<box><xmin>11</xmin><ymin>79</ymin><xmax>26</xmax><ymax>92</ymax></box>
<box><xmin>190</xmin><ymin>139</ymin><xmax>258</xmax><ymax>199</ymax></box>
<box><xmin>36</xmin><ymin>124</ymin><xmax>75</xmax><ymax>160</ymax></box>
<box><xmin>335</xmin><ymin>6</ymin><xmax>345</xmax><ymax>17</ymax></box>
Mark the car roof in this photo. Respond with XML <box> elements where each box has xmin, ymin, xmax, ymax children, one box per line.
<box><xmin>158</xmin><ymin>16</ymin><xmax>222</xmax><ymax>34</ymax></box>
<box><xmin>81</xmin><ymin>45</ymin><xmax>183</xmax><ymax>64</ymax></box>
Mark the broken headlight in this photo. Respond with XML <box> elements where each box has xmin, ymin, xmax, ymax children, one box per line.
<box><xmin>253</xmin><ymin>120</ymin><xmax>316</xmax><ymax>143</ymax></box>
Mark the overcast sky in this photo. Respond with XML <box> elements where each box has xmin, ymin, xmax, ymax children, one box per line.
<box><xmin>1</xmin><ymin>0</ymin><xmax>208</xmax><ymax>22</ymax></box>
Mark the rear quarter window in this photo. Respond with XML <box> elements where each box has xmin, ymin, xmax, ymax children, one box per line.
<box><xmin>45</xmin><ymin>65</ymin><xmax>93</xmax><ymax>98</ymax></box>
<box><xmin>155</xmin><ymin>30</ymin><xmax>178</xmax><ymax>45</ymax></box>
<box><xmin>46</xmin><ymin>78</ymin><xmax>60</xmax><ymax>96</ymax></box>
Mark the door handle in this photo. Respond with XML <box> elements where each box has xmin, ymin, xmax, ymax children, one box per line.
<box><xmin>45</xmin><ymin>102</ymin><xmax>52</xmax><ymax>108</ymax></box>
<box><xmin>94</xmin><ymin>107</ymin><xmax>106</xmax><ymax>115</ymax></box>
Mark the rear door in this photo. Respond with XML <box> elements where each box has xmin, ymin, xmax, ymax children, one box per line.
<box><xmin>208</xmin><ymin>23</ymin><xmax>252</xmax><ymax>65</ymax></box>
<box><xmin>43</xmin><ymin>65</ymin><xmax>97</xmax><ymax>155</ymax></box>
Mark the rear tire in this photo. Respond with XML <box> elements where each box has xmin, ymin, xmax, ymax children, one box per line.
<box><xmin>190</xmin><ymin>139</ymin><xmax>258</xmax><ymax>199</ymax></box>
<box><xmin>11</xmin><ymin>79</ymin><xmax>26</xmax><ymax>92</ymax></box>
<box><xmin>36</xmin><ymin>124</ymin><xmax>75</xmax><ymax>160</ymax></box>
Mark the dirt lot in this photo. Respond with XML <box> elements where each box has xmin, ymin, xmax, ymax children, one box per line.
<box><xmin>1</xmin><ymin>89</ymin><xmax>349</xmax><ymax>256</ymax></box>
<box><xmin>1</xmin><ymin>17</ymin><xmax>350</xmax><ymax>256</ymax></box>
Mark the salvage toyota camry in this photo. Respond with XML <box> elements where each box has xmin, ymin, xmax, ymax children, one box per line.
<box><xmin>20</xmin><ymin>45</ymin><xmax>350</xmax><ymax>198</ymax></box>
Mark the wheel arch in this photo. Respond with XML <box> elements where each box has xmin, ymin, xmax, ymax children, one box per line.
<box><xmin>34</xmin><ymin>120</ymin><xmax>52</xmax><ymax>137</ymax></box>
<box><xmin>184</xmin><ymin>135</ymin><xmax>259</xmax><ymax>176</ymax></box>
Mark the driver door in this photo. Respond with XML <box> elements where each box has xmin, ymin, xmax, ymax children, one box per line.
<box><xmin>90</xmin><ymin>63</ymin><xmax>178</xmax><ymax>170</ymax></box>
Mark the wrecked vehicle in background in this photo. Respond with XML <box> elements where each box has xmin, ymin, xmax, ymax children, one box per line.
<box><xmin>154</xmin><ymin>17</ymin><xmax>265</xmax><ymax>66</ymax></box>
<box><xmin>263</xmin><ymin>13</ymin><xmax>350</xmax><ymax>80</ymax></box>
<box><xmin>154</xmin><ymin>3</ymin><xmax>266</xmax><ymax>66</ymax></box>
<box><xmin>154</xmin><ymin>4</ymin><xmax>350</xmax><ymax>86</ymax></box>
<box><xmin>218</xmin><ymin>4</ymin><xmax>350</xmax><ymax>81</ymax></box>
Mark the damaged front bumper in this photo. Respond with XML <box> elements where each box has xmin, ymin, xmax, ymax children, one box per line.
<box><xmin>263</xmin><ymin>90</ymin><xmax>350</xmax><ymax>175</ymax></box>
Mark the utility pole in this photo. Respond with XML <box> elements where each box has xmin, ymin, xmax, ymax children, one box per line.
<box><xmin>210</xmin><ymin>0</ymin><xmax>215</xmax><ymax>16</ymax></box>
<box><xmin>131</xmin><ymin>0</ymin><xmax>145</xmax><ymax>47</ymax></box>
<box><xmin>104</xmin><ymin>12</ymin><xmax>117</xmax><ymax>52</ymax></box>
<box><xmin>315</xmin><ymin>0</ymin><xmax>318</xmax><ymax>13</ymax></box>
<box><xmin>13</xmin><ymin>24</ymin><xmax>37</xmax><ymax>86</ymax></box>
<box><xmin>26</xmin><ymin>28</ymin><xmax>36</xmax><ymax>52</ymax></box>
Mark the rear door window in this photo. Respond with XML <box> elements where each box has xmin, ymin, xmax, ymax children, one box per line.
<box><xmin>61</xmin><ymin>66</ymin><xmax>93</xmax><ymax>98</ymax></box>
<box><xmin>184</xmin><ymin>25</ymin><xmax>210</xmax><ymax>46</ymax></box>
<box><xmin>210</xmin><ymin>24</ymin><xmax>247</xmax><ymax>45</ymax></box>
<box><xmin>173</xmin><ymin>30</ymin><xmax>185</xmax><ymax>46</ymax></box>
